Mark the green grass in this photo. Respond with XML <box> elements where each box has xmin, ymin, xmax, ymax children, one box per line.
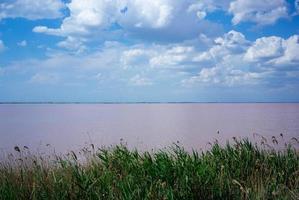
<box><xmin>0</xmin><ymin>137</ymin><xmax>298</xmax><ymax>200</ymax></box>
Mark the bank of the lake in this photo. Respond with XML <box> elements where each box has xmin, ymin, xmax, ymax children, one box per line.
<box><xmin>0</xmin><ymin>138</ymin><xmax>298</xmax><ymax>200</ymax></box>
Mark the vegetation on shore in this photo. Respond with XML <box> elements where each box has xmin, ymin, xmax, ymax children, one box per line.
<box><xmin>0</xmin><ymin>136</ymin><xmax>298</xmax><ymax>200</ymax></box>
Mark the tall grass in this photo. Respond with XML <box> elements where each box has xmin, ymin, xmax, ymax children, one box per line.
<box><xmin>0</xmin><ymin>137</ymin><xmax>298</xmax><ymax>200</ymax></box>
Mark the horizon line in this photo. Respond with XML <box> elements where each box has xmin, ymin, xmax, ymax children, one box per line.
<box><xmin>1</xmin><ymin>101</ymin><xmax>299</xmax><ymax>104</ymax></box>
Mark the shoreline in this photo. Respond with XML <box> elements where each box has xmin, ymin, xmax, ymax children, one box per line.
<box><xmin>1</xmin><ymin>138</ymin><xmax>298</xmax><ymax>199</ymax></box>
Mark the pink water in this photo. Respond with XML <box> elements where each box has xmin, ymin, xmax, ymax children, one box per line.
<box><xmin>0</xmin><ymin>103</ymin><xmax>298</xmax><ymax>154</ymax></box>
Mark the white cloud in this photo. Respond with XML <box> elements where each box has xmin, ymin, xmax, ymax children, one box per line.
<box><xmin>150</xmin><ymin>46</ymin><xmax>195</xmax><ymax>68</ymax></box>
<box><xmin>17</xmin><ymin>40</ymin><xmax>27</xmax><ymax>47</ymax></box>
<box><xmin>214</xmin><ymin>30</ymin><xmax>249</xmax><ymax>51</ymax></box>
<box><xmin>181</xmin><ymin>31</ymin><xmax>299</xmax><ymax>87</ymax></box>
<box><xmin>33</xmin><ymin>0</ymin><xmax>114</xmax><ymax>36</ymax></box>
<box><xmin>17</xmin><ymin>42</ymin><xmax>130</xmax><ymax>72</ymax></box>
<box><xmin>196</xmin><ymin>11</ymin><xmax>207</xmax><ymax>20</ymax></box>
<box><xmin>0</xmin><ymin>0</ymin><xmax>65</xmax><ymax>20</ymax></box>
<box><xmin>4</xmin><ymin>30</ymin><xmax>299</xmax><ymax>89</ymax></box>
<box><xmin>121</xmin><ymin>48</ymin><xmax>154</xmax><ymax>69</ymax></box>
<box><xmin>33</xmin><ymin>0</ymin><xmax>176</xmax><ymax>37</ymax></box>
<box><xmin>118</xmin><ymin>0</ymin><xmax>174</xmax><ymax>29</ymax></box>
<box><xmin>182</xmin><ymin>66</ymin><xmax>261</xmax><ymax>87</ymax></box>
<box><xmin>271</xmin><ymin>35</ymin><xmax>299</xmax><ymax>66</ymax></box>
<box><xmin>33</xmin><ymin>0</ymin><xmax>224</xmax><ymax>51</ymax></box>
<box><xmin>244</xmin><ymin>36</ymin><xmax>284</xmax><ymax>62</ymax></box>
<box><xmin>120</xmin><ymin>44</ymin><xmax>202</xmax><ymax>71</ymax></box>
<box><xmin>30</xmin><ymin>73</ymin><xmax>59</xmax><ymax>84</ymax></box>
<box><xmin>57</xmin><ymin>37</ymin><xmax>86</xmax><ymax>53</ymax></box>
<box><xmin>74</xmin><ymin>30</ymin><xmax>297</xmax><ymax>87</ymax></box>
<box><xmin>129</xmin><ymin>74</ymin><xmax>153</xmax><ymax>86</ymax></box>
<box><xmin>229</xmin><ymin>0</ymin><xmax>288</xmax><ymax>25</ymax></box>
<box><xmin>245</xmin><ymin>35</ymin><xmax>299</xmax><ymax>66</ymax></box>
<box><xmin>121</xmin><ymin>45</ymin><xmax>198</xmax><ymax>70</ymax></box>
<box><xmin>194</xmin><ymin>30</ymin><xmax>249</xmax><ymax>65</ymax></box>
<box><xmin>187</xmin><ymin>0</ymin><xmax>293</xmax><ymax>27</ymax></box>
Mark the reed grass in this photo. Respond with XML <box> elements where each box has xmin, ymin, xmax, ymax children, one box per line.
<box><xmin>0</xmin><ymin>137</ymin><xmax>298</xmax><ymax>200</ymax></box>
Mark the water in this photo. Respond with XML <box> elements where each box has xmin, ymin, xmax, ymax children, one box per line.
<box><xmin>0</xmin><ymin>103</ymin><xmax>298</xmax><ymax>154</ymax></box>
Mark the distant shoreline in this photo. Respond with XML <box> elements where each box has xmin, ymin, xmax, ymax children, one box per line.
<box><xmin>1</xmin><ymin>102</ymin><xmax>299</xmax><ymax>104</ymax></box>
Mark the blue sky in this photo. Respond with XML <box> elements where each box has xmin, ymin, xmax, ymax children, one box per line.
<box><xmin>0</xmin><ymin>0</ymin><xmax>299</xmax><ymax>102</ymax></box>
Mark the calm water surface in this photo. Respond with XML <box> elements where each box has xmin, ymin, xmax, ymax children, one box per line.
<box><xmin>0</xmin><ymin>103</ymin><xmax>298</xmax><ymax>153</ymax></box>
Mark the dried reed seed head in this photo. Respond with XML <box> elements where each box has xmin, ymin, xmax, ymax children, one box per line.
<box><xmin>14</xmin><ymin>146</ymin><xmax>20</xmax><ymax>152</ymax></box>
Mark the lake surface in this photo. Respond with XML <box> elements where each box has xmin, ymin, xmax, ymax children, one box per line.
<box><xmin>0</xmin><ymin>103</ymin><xmax>299</xmax><ymax>154</ymax></box>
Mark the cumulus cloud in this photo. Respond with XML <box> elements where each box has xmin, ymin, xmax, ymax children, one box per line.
<box><xmin>129</xmin><ymin>74</ymin><xmax>153</xmax><ymax>86</ymax></box>
<box><xmin>182</xmin><ymin>66</ymin><xmax>261</xmax><ymax>87</ymax></box>
<box><xmin>0</xmin><ymin>0</ymin><xmax>65</xmax><ymax>20</ymax></box>
<box><xmin>183</xmin><ymin>50</ymin><xmax>263</xmax><ymax>87</ymax></box>
<box><xmin>149</xmin><ymin>46</ymin><xmax>195</xmax><ymax>68</ymax></box>
<box><xmin>33</xmin><ymin>0</ymin><xmax>223</xmax><ymax>51</ymax></box>
<box><xmin>57</xmin><ymin>37</ymin><xmax>86</xmax><ymax>53</ymax></box>
<box><xmin>182</xmin><ymin>31</ymin><xmax>299</xmax><ymax>87</ymax></box>
<box><xmin>4</xmin><ymin>29</ymin><xmax>299</xmax><ymax>89</ymax></box>
<box><xmin>33</xmin><ymin>0</ymin><xmax>114</xmax><ymax>36</ymax></box>
<box><xmin>33</xmin><ymin>0</ymin><xmax>176</xmax><ymax>36</ymax></box>
<box><xmin>244</xmin><ymin>36</ymin><xmax>284</xmax><ymax>62</ymax></box>
<box><xmin>120</xmin><ymin>45</ymin><xmax>198</xmax><ymax>70</ymax></box>
<box><xmin>121</xmin><ymin>48</ymin><xmax>154</xmax><ymax>69</ymax></box>
<box><xmin>214</xmin><ymin>30</ymin><xmax>250</xmax><ymax>52</ymax></box>
<box><xmin>117</xmin><ymin>0</ymin><xmax>174</xmax><ymax>29</ymax></box>
<box><xmin>188</xmin><ymin>0</ymin><xmax>293</xmax><ymax>26</ymax></box>
<box><xmin>271</xmin><ymin>35</ymin><xmax>299</xmax><ymax>66</ymax></box>
<box><xmin>245</xmin><ymin>35</ymin><xmax>299</xmax><ymax>66</ymax></box>
<box><xmin>194</xmin><ymin>30</ymin><xmax>250</xmax><ymax>65</ymax></box>
<box><xmin>229</xmin><ymin>0</ymin><xmax>289</xmax><ymax>25</ymax></box>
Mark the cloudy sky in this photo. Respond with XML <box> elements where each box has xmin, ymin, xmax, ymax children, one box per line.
<box><xmin>0</xmin><ymin>0</ymin><xmax>299</xmax><ymax>102</ymax></box>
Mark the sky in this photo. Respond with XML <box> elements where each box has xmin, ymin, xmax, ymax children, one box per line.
<box><xmin>0</xmin><ymin>0</ymin><xmax>299</xmax><ymax>102</ymax></box>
